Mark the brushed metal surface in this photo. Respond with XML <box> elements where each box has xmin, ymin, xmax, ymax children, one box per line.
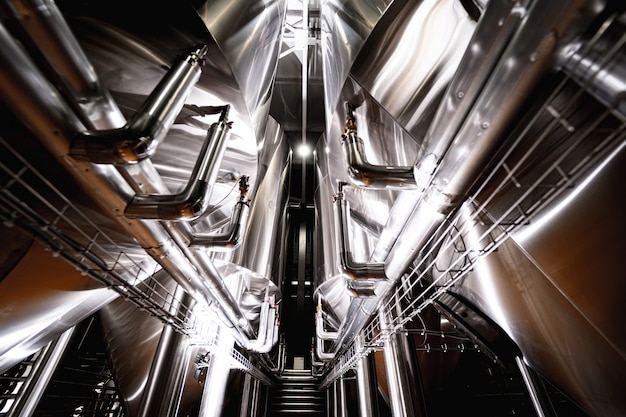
<box><xmin>0</xmin><ymin>240</ymin><xmax>118</xmax><ymax>373</ymax></box>
<box><xmin>446</xmin><ymin>139</ymin><xmax>626</xmax><ymax>416</ymax></box>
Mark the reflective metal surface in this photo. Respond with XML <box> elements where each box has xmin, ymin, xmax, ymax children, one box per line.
<box><xmin>0</xmin><ymin>0</ymin><xmax>625</xmax><ymax>416</ymax></box>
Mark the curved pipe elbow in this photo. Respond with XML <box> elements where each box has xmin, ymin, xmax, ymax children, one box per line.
<box><xmin>342</xmin><ymin>133</ymin><xmax>417</xmax><ymax>190</ymax></box>
<box><xmin>69</xmin><ymin>45</ymin><xmax>208</xmax><ymax>164</ymax></box>
<box><xmin>316</xmin><ymin>312</ymin><xmax>338</xmax><ymax>341</ymax></box>
<box><xmin>334</xmin><ymin>195</ymin><xmax>388</xmax><ymax>281</ymax></box>
<box><xmin>246</xmin><ymin>300</ymin><xmax>278</xmax><ymax>353</ymax></box>
<box><xmin>190</xmin><ymin>200</ymin><xmax>250</xmax><ymax>250</ymax></box>
<box><xmin>124</xmin><ymin>120</ymin><xmax>231</xmax><ymax>221</ymax></box>
<box><xmin>125</xmin><ymin>180</ymin><xmax>211</xmax><ymax>220</ymax></box>
<box><xmin>315</xmin><ymin>335</ymin><xmax>336</xmax><ymax>361</ymax></box>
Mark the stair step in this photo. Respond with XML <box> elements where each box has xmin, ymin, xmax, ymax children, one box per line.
<box><xmin>267</xmin><ymin>375</ymin><xmax>327</xmax><ymax>416</ymax></box>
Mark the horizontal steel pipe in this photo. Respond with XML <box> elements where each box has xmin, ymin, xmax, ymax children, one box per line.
<box><xmin>1</xmin><ymin>0</ymin><xmax>126</xmax><ymax>130</ymax></box>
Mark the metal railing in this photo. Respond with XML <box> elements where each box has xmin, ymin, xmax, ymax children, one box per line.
<box><xmin>321</xmin><ymin>11</ymin><xmax>626</xmax><ymax>385</ymax></box>
<box><xmin>0</xmin><ymin>135</ymin><xmax>266</xmax><ymax>380</ymax></box>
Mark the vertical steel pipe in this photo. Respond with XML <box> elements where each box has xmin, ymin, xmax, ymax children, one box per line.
<box><xmin>136</xmin><ymin>288</ymin><xmax>194</xmax><ymax>417</ymax></box>
<box><xmin>238</xmin><ymin>373</ymin><xmax>254</xmax><ymax>417</ymax></box>
<box><xmin>198</xmin><ymin>332</ymin><xmax>235</xmax><ymax>417</ymax></box>
<box><xmin>379</xmin><ymin>300</ymin><xmax>428</xmax><ymax>417</ymax></box>
<box><xmin>356</xmin><ymin>352</ymin><xmax>379</xmax><ymax>417</ymax></box>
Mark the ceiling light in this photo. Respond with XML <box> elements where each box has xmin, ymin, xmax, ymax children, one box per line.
<box><xmin>297</xmin><ymin>143</ymin><xmax>311</xmax><ymax>158</ymax></box>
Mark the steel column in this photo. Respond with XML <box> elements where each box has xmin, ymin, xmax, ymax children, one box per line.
<box><xmin>136</xmin><ymin>287</ymin><xmax>194</xmax><ymax>417</ymax></box>
<box><xmin>380</xmin><ymin>301</ymin><xmax>427</xmax><ymax>417</ymax></box>
<box><xmin>356</xmin><ymin>352</ymin><xmax>379</xmax><ymax>417</ymax></box>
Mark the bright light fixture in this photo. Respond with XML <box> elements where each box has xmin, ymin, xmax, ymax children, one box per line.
<box><xmin>297</xmin><ymin>143</ymin><xmax>311</xmax><ymax>157</ymax></box>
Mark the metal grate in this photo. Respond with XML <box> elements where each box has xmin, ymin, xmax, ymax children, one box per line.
<box><xmin>324</xmin><ymin>11</ymin><xmax>626</xmax><ymax>381</ymax></box>
<box><xmin>0</xmin><ymin>136</ymin><xmax>264</xmax><ymax>380</ymax></box>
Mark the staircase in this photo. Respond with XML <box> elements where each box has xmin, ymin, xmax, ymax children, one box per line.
<box><xmin>268</xmin><ymin>372</ymin><xmax>326</xmax><ymax>416</ymax></box>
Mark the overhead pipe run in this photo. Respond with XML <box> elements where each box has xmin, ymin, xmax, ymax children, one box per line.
<box><xmin>71</xmin><ymin>45</ymin><xmax>208</xmax><ymax>164</ymax></box>
<box><xmin>124</xmin><ymin>106</ymin><xmax>232</xmax><ymax>220</ymax></box>
<box><xmin>341</xmin><ymin>103</ymin><xmax>418</xmax><ymax>190</ymax></box>
<box><xmin>0</xmin><ymin>0</ymin><xmax>126</xmax><ymax>130</ymax></box>
<box><xmin>190</xmin><ymin>176</ymin><xmax>251</xmax><ymax>250</ymax></box>
<box><xmin>0</xmin><ymin>23</ymin><xmax>261</xmax><ymax>352</ymax></box>
<box><xmin>327</xmin><ymin>0</ymin><xmax>588</xmax><ymax>361</ymax></box>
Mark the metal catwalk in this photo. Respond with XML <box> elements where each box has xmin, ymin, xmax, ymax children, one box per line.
<box><xmin>0</xmin><ymin>0</ymin><xmax>625</xmax><ymax>416</ymax></box>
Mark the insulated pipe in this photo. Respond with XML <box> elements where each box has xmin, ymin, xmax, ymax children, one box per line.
<box><xmin>71</xmin><ymin>45</ymin><xmax>208</xmax><ymax>164</ymax></box>
<box><xmin>0</xmin><ymin>25</ymin><xmax>257</xmax><ymax>350</ymax></box>
<box><xmin>334</xmin><ymin>183</ymin><xmax>386</xmax><ymax>284</ymax></box>
<box><xmin>0</xmin><ymin>0</ymin><xmax>126</xmax><ymax>130</ymax></box>
<box><xmin>342</xmin><ymin>103</ymin><xmax>417</xmax><ymax>190</ymax></box>
<box><xmin>190</xmin><ymin>176</ymin><xmax>251</xmax><ymax>250</ymax></box>
<box><xmin>330</xmin><ymin>0</ymin><xmax>586</xmax><ymax>361</ymax></box>
<box><xmin>356</xmin><ymin>351</ymin><xmax>379</xmax><ymax>417</ymax></box>
<box><xmin>125</xmin><ymin>113</ymin><xmax>231</xmax><ymax>220</ymax></box>
<box><xmin>371</xmin><ymin>0</ymin><xmax>528</xmax><ymax>263</ymax></box>
<box><xmin>316</xmin><ymin>298</ymin><xmax>339</xmax><ymax>341</ymax></box>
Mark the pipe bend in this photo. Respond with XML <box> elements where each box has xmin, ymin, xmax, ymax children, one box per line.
<box><xmin>315</xmin><ymin>334</ymin><xmax>336</xmax><ymax>361</ymax></box>
<box><xmin>246</xmin><ymin>297</ymin><xmax>279</xmax><ymax>353</ymax></box>
<box><xmin>124</xmin><ymin>119</ymin><xmax>231</xmax><ymax>221</ymax></box>
<box><xmin>342</xmin><ymin>134</ymin><xmax>417</xmax><ymax>190</ymax></box>
<box><xmin>334</xmin><ymin>191</ymin><xmax>388</xmax><ymax>282</ymax></box>
<box><xmin>316</xmin><ymin>302</ymin><xmax>339</xmax><ymax>341</ymax></box>
<box><xmin>125</xmin><ymin>180</ymin><xmax>211</xmax><ymax>220</ymax></box>
<box><xmin>70</xmin><ymin>44</ymin><xmax>208</xmax><ymax>164</ymax></box>
<box><xmin>191</xmin><ymin>199</ymin><xmax>250</xmax><ymax>250</ymax></box>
